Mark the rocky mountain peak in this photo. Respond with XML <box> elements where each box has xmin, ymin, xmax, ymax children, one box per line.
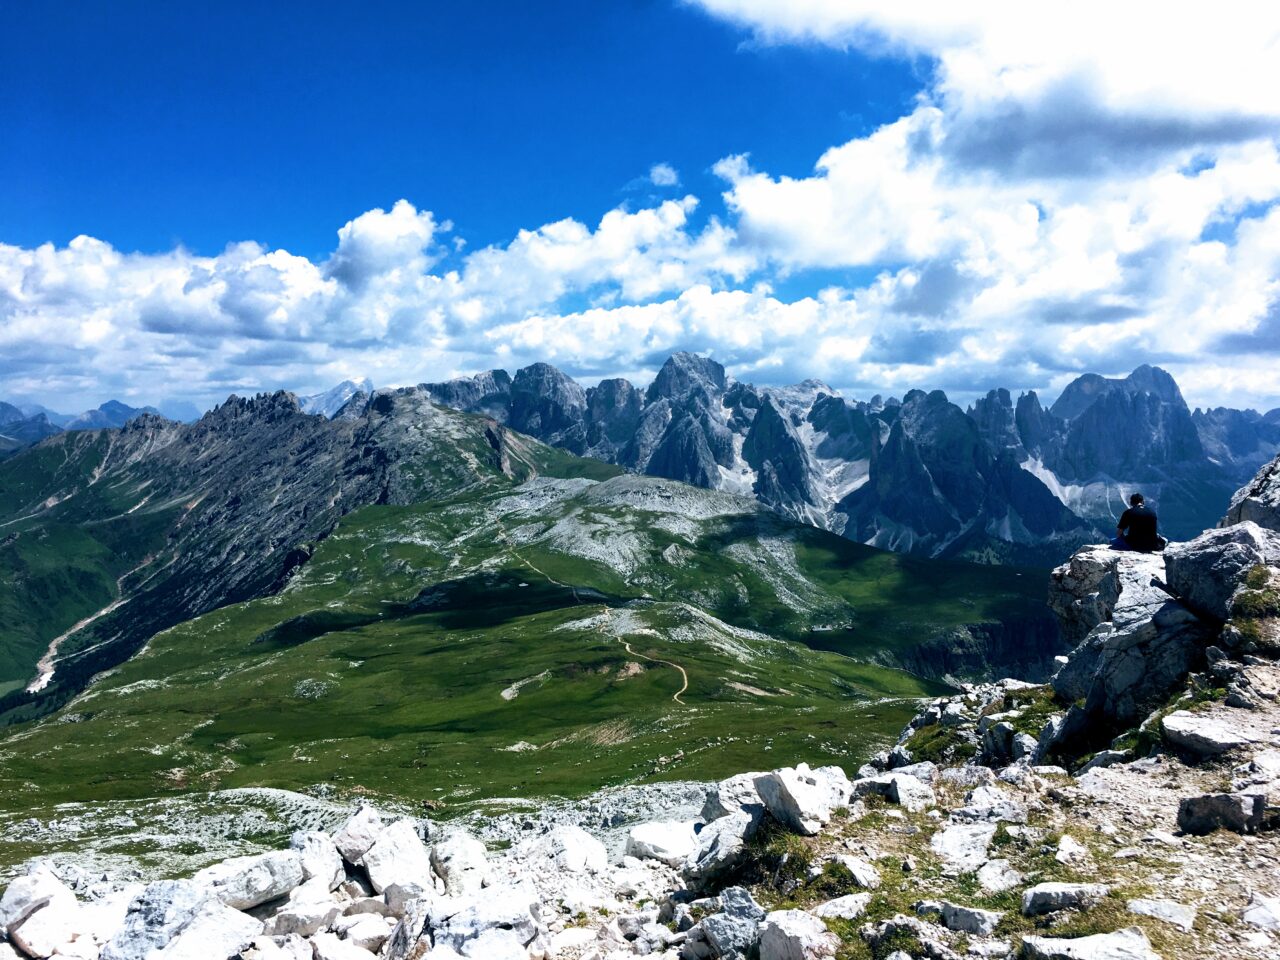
<box><xmin>646</xmin><ymin>352</ymin><xmax>727</xmax><ymax>403</ymax></box>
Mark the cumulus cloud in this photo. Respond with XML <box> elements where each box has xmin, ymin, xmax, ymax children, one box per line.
<box><xmin>649</xmin><ymin>162</ymin><xmax>681</xmax><ymax>187</ymax></box>
<box><xmin>5</xmin><ymin>2</ymin><xmax>1280</xmax><ymax>414</ymax></box>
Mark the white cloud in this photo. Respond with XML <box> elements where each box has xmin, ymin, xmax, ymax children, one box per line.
<box><xmin>649</xmin><ymin>162</ymin><xmax>681</xmax><ymax>187</ymax></box>
<box><xmin>5</xmin><ymin>3</ymin><xmax>1280</xmax><ymax>414</ymax></box>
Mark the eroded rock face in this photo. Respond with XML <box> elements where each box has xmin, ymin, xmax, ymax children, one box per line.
<box><xmin>1049</xmin><ymin>548</ymin><xmax>1211</xmax><ymax>730</ymax></box>
<box><xmin>1224</xmin><ymin>452</ymin><xmax>1280</xmax><ymax>532</ymax></box>
<box><xmin>1165</xmin><ymin>522</ymin><xmax>1280</xmax><ymax>621</ymax></box>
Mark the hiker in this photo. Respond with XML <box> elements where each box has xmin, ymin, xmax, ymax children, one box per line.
<box><xmin>1111</xmin><ymin>493</ymin><xmax>1166</xmax><ymax>552</ymax></box>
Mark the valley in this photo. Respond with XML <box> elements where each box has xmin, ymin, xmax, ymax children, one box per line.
<box><xmin>0</xmin><ymin>389</ymin><xmax>1053</xmax><ymax>878</ymax></box>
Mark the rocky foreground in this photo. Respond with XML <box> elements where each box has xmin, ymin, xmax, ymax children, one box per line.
<box><xmin>4</xmin><ymin>454</ymin><xmax>1280</xmax><ymax>960</ymax></box>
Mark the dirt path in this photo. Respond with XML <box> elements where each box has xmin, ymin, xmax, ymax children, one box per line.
<box><xmin>25</xmin><ymin>554</ymin><xmax>155</xmax><ymax>693</ymax></box>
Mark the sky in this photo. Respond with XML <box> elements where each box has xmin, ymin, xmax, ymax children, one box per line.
<box><xmin>2</xmin><ymin>0</ymin><xmax>1280</xmax><ymax>415</ymax></box>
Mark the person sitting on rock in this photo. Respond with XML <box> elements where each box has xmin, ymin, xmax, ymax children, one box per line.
<box><xmin>1111</xmin><ymin>492</ymin><xmax>1165</xmax><ymax>552</ymax></box>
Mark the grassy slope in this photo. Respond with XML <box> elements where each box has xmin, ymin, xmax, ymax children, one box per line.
<box><xmin>0</xmin><ymin>472</ymin><xmax>1050</xmax><ymax>823</ymax></box>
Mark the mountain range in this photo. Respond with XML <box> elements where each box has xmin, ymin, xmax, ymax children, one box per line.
<box><xmin>421</xmin><ymin>355</ymin><xmax>1280</xmax><ymax>565</ymax></box>
<box><xmin>6</xmin><ymin>359</ymin><xmax>1277</xmax><ymax>567</ymax></box>
<box><xmin>0</xmin><ymin>382</ymin><xmax>370</xmax><ymax>461</ymax></box>
<box><xmin>0</xmin><ymin>385</ymin><xmax>1052</xmax><ymax>821</ymax></box>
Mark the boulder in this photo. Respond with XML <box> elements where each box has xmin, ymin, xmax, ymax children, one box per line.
<box><xmin>1126</xmin><ymin>898</ymin><xmax>1195</xmax><ymax>932</ymax></box>
<box><xmin>1177</xmin><ymin>791</ymin><xmax>1267</xmax><ymax>834</ymax></box>
<box><xmin>193</xmin><ymin>850</ymin><xmax>305</xmax><ymax>910</ymax></box>
<box><xmin>625</xmin><ymin>820</ymin><xmax>700</xmax><ymax>868</ymax></box>
<box><xmin>758</xmin><ymin>909</ymin><xmax>839</xmax><ymax>959</ymax></box>
<box><xmin>1048</xmin><ymin>546</ymin><xmax>1128</xmax><ymax>647</ymax></box>
<box><xmin>851</xmin><ymin>773</ymin><xmax>936</xmax><ymax>813</ymax></box>
<box><xmin>1161</xmin><ymin>711</ymin><xmax>1256</xmax><ymax>757</ymax></box>
<box><xmin>1078</xmin><ymin>749</ymin><xmax>1130</xmax><ymax>773</ymax></box>
<box><xmin>290</xmin><ymin>830</ymin><xmax>345</xmax><ymax>891</ymax></box>
<box><xmin>755</xmin><ymin>764</ymin><xmax>851</xmax><ymax>835</ymax></box>
<box><xmin>261</xmin><ymin>878</ymin><xmax>341</xmax><ymax>937</ymax></box>
<box><xmin>518</xmin><ymin>824</ymin><xmax>607</xmax><ymax>874</ymax></box>
<box><xmin>701</xmin><ymin>772</ymin><xmax>767</xmax><ymax>825</ymax></box>
<box><xmin>1242</xmin><ymin>892</ymin><xmax>1280</xmax><ymax>930</ymax></box>
<box><xmin>721</xmin><ymin>886</ymin><xmax>767</xmax><ymax>922</ymax></box>
<box><xmin>332</xmin><ymin>803</ymin><xmax>385</xmax><ymax>864</ymax></box>
<box><xmin>930</xmin><ymin>822</ymin><xmax>997</xmax><ymax>872</ymax></box>
<box><xmin>1165</xmin><ymin>522</ymin><xmax>1280</xmax><ymax>620</ymax></box>
<box><xmin>358</xmin><ymin>819</ymin><xmax>433</xmax><ymax>894</ymax></box>
<box><xmin>684</xmin><ymin>811</ymin><xmax>756</xmax><ymax>889</ymax></box>
<box><xmin>430</xmin><ymin>831</ymin><xmax>490</xmax><ymax>896</ymax></box>
<box><xmin>976</xmin><ymin>858</ymin><xmax>1022</xmax><ymax>894</ymax></box>
<box><xmin>1050</xmin><ymin>550</ymin><xmax>1209</xmax><ymax>728</ymax></box>
<box><xmin>0</xmin><ymin>865</ymin><xmax>77</xmax><ymax>933</ymax></box>
<box><xmin>914</xmin><ymin>900</ymin><xmax>1002</xmax><ymax>936</ymax></box>
<box><xmin>427</xmin><ymin>884</ymin><xmax>543</xmax><ymax>956</ymax></box>
<box><xmin>953</xmin><ymin>785</ymin><xmax>1026</xmax><ymax>823</ymax></box>
<box><xmin>1224</xmin><ymin>453</ymin><xmax>1280</xmax><ymax>531</ymax></box>
<box><xmin>1021</xmin><ymin>883</ymin><xmax>1110</xmax><ymax>916</ymax></box>
<box><xmin>309</xmin><ymin>931</ymin><xmax>378</xmax><ymax>959</ymax></box>
<box><xmin>858</xmin><ymin>915</ymin><xmax>957</xmax><ymax>960</ymax></box>
<box><xmin>1054</xmin><ymin>835</ymin><xmax>1091</xmax><ymax>866</ymax></box>
<box><xmin>811</xmin><ymin>894</ymin><xmax>871</xmax><ymax>921</ymax></box>
<box><xmin>686</xmin><ymin>912</ymin><xmax>760</xmax><ymax>959</ymax></box>
<box><xmin>825</xmin><ymin>856</ymin><xmax>880</xmax><ymax>890</ymax></box>
<box><xmin>1020</xmin><ymin>926</ymin><xmax>1159</xmax><ymax>959</ymax></box>
<box><xmin>100</xmin><ymin>880</ymin><xmax>261</xmax><ymax>960</ymax></box>
<box><xmin>7</xmin><ymin>887</ymin><xmax>83</xmax><ymax>959</ymax></box>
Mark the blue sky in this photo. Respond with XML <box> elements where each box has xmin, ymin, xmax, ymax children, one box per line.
<box><xmin>2</xmin><ymin>1</ymin><xmax>1280</xmax><ymax>415</ymax></box>
<box><xmin>1</xmin><ymin>1</ymin><xmax>919</xmax><ymax>257</ymax></box>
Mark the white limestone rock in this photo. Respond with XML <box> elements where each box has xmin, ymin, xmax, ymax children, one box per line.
<box><xmin>754</xmin><ymin>764</ymin><xmax>852</xmax><ymax>835</ymax></box>
<box><xmin>7</xmin><ymin>886</ymin><xmax>84</xmax><ymax>959</ymax></box>
<box><xmin>1243</xmin><ymin>892</ymin><xmax>1280</xmax><ymax>930</ymax></box>
<box><xmin>1126</xmin><ymin>898</ymin><xmax>1195</xmax><ymax>932</ymax></box>
<box><xmin>914</xmin><ymin>899</ymin><xmax>1003</xmax><ymax>936</ymax></box>
<box><xmin>332</xmin><ymin>803</ymin><xmax>385</xmax><ymax>865</ymax></box>
<box><xmin>290</xmin><ymin>830</ymin><xmax>345</xmax><ymax>891</ymax></box>
<box><xmin>1021</xmin><ymin>926</ymin><xmax>1159</xmax><ymax>959</ymax></box>
<box><xmin>261</xmin><ymin>878</ymin><xmax>341</xmax><ymax>937</ymax></box>
<box><xmin>193</xmin><ymin>850</ymin><xmax>305</xmax><ymax>910</ymax></box>
<box><xmin>851</xmin><ymin>773</ymin><xmax>936</xmax><ymax>814</ymax></box>
<box><xmin>811</xmin><ymin>894</ymin><xmax>871</xmax><ymax>921</ymax></box>
<box><xmin>518</xmin><ymin>824</ymin><xmax>608</xmax><ymax>874</ymax></box>
<box><xmin>1054</xmin><ymin>835</ymin><xmax>1091</xmax><ymax>866</ymax></box>
<box><xmin>430</xmin><ymin>831</ymin><xmax>490</xmax><ymax>896</ymax></box>
<box><xmin>309</xmin><ymin>931</ymin><xmax>376</xmax><ymax>959</ymax></box>
<box><xmin>358</xmin><ymin>819</ymin><xmax>433</xmax><ymax>894</ymax></box>
<box><xmin>826</xmin><ymin>856</ymin><xmax>880</xmax><ymax>890</ymax></box>
<box><xmin>1161</xmin><ymin>711</ymin><xmax>1256</xmax><ymax>757</ymax></box>
<box><xmin>758</xmin><ymin>909</ymin><xmax>839</xmax><ymax>959</ymax></box>
<box><xmin>1021</xmin><ymin>883</ymin><xmax>1110</xmax><ymax>916</ymax></box>
<box><xmin>625</xmin><ymin>820</ymin><xmax>700</xmax><ymax>868</ymax></box>
<box><xmin>683</xmin><ymin>810</ymin><xmax>756</xmax><ymax>889</ymax></box>
<box><xmin>1165</xmin><ymin>522</ymin><xmax>1280</xmax><ymax>620</ymax></box>
<box><xmin>976</xmin><ymin>858</ymin><xmax>1022</xmax><ymax>894</ymax></box>
<box><xmin>930</xmin><ymin>822</ymin><xmax>996</xmax><ymax>872</ymax></box>
<box><xmin>100</xmin><ymin>880</ymin><xmax>261</xmax><ymax>960</ymax></box>
<box><xmin>953</xmin><ymin>785</ymin><xmax>1026</xmax><ymax>823</ymax></box>
<box><xmin>0</xmin><ymin>865</ymin><xmax>77</xmax><ymax>934</ymax></box>
<box><xmin>428</xmin><ymin>883</ymin><xmax>543</xmax><ymax>956</ymax></box>
<box><xmin>701</xmin><ymin>771</ymin><xmax>768</xmax><ymax>824</ymax></box>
